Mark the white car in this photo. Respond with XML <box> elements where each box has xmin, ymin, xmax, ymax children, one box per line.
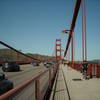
<box><xmin>44</xmin><ymin>62</ymin><xmax>53</xmax><ymax>68</ymax></box>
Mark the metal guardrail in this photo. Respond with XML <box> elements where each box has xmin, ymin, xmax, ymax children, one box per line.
<box><xmin>68</xmin><ymin>63</ymin><xmax>100</xmax><ymax>78</ymax></box>
<box><xmin>0</xmin><ymin>64</ymin><xmax>59</xmax><ymax>100</ymax></box>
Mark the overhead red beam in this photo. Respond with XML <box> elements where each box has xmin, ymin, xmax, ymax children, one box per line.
<box><xmin>64</xmin><ymin>0</ymin><xmax>82</xmax><ymax>57</ymax></box>
<box><xmin>0</xmin><ymin>41</ymin><xmax>40</xmax><ymax>61</ymax></box>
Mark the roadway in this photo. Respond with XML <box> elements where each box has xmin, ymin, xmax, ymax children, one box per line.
<box><xmin>0</xmin><ymin>64</ymin><xmax>47</xmax><ymax>87</ymax></box>
<box><xmin>0</xmin><ymin>63</ymin><xmax>55</xmax><ymax>100</ymax></box>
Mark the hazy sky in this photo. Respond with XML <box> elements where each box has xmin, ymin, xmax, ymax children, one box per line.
<box><xmin>0</xmin><ymin>0</ymin><xmax>100</xmax><ymax>61</ymax></box>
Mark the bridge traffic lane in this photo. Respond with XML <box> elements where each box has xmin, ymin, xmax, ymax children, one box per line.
<box><xmin>0</xmin><ymin>64</ymin><xmax>56</xmax><ymax>100</ymax></box>
<box><xmin>1</xmin><ymin>64</ymin><xmax>47</xmax><ymax>87</ymax></box>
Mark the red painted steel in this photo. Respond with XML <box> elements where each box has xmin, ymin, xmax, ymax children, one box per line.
<box><xmin>95</xmin><ymin>65</ymin><xmax>100</xmax><ymax>77</ymax></box>
<box><xmin>74</xmin><ymin>63</ymin><xmax>82</xmax><ymax>72</ymax></box>
<box><xmin>71</xmin><ymin>32</ymin><xmax>74</xmax><ymax>66</ymax></box>
<box><xmin>16</xmin><ymin>61</ymin><xmax>32</xmax><ymax>64</ymax></box>
<box><xmin>68</xmin><ymin>63</ymin><xmax>100</xmax><ymax>78</ymax></box>
<box><xmin>56</xmin><ymin>39</ymin><xmax>61</xmax><ymax>41</ymax></box>
<box><xmin>82</xmin><ymin>0</ymin><xmax>87</xmax><ymax>61</ymax></box>
<box><xmin>0</xmin><ymin>64</ymin><xmax>59</xmax><ymax>100</ymax></box>
<box><xmin>87</xmin><ymin>64</ymin><xmax>92</xmax><ymax>78</ymax></box>
<box><xmin>56</xmin><ymin>44</ymin><xmax>61</xmax><ymax>46</ymax></box>
<box><xmin>61</xmin><ymin>30</ymin><xmax>70</xmax><ymax>33</ymax></box>
<box><xmin>68</xmin><ymin>46</ymin><xmax>70</xmax><ymax>61</ymax></box>
<box><xmin>82</xmin><ymin>6</ymin><xmax>85</xmax><ymax>61</ymax></box>
<box><xmin>64</xmin><ymin>0</ymin><xmax>82</xmax><ymax>57</ymax></box>
<box><xmin>56</xmin><ymin>49</ymin><xmax>61</xmax><ymax>52</ymax></box>
<box><xmin>0</xmin><ymin>61</ymin><xmax>4</xmax><ymax>65</ymax></box>
<box><xmin>35</xmin><ymin>79</ymin><xmax>41</xmax><ymax>100</ymax></box>
<box><xmin>55</xmin><ymin>39</ymin><xmax>62</xmax><ymax>60</ymax></box>
<box><xmin>93</xmin><ymin>64</ymin><xmax>97</xmax><ymax>76</ymax></box>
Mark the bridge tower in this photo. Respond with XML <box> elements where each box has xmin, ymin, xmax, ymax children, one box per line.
<box><xmin>55</xmin><ymin>39</ymin><xmax>62</xmax><ymax>60</ymax></box>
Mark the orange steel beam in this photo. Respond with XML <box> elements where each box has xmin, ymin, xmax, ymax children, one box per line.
<box><xmin>0</xmin><ymin>41</ymin><xmax>40</xmax><ymax>61</ymax></box>
<box><xmin>55</xmin><ymin>39</ymin><xmax>62</xmax><ymax>60</ymax></box>
<box><xmin>64</xmin><ymin>0</ymin><xmax>82</xmax><ymax>57</ymax></box>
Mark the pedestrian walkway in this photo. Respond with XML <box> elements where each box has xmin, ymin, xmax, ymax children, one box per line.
<box><xmin>50</xmin><ymin>64</ymin><xmax>100</xmax><ymax>100</ymax></box>
<box><xmin>50</xmin><ymin>65</ymin><xmax>69</xmax><ymax>100</ymax></box>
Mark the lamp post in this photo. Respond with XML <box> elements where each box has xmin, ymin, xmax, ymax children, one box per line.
<box><xmin>61</xmin><ymin>30</ymin><xmax>70</xmax><ymax>62</ymax></box>
<box><xmin>61</xmin><ymin>30</ymin><xmax>74</xmax><ymax>65</ymax></box>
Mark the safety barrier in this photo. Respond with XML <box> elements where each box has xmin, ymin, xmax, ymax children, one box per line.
<box><xmin>67</xmin><ymin>63</ymin><xmax>100</xmax><ymax>78</ymax></box>
<box><xmin>95</xmin><ymin>64</ymin><xmax>100</xmax><ymax>77</ymax></box>
<box><xmin>0</xmin><ymin>64</ymin><xmax>59</xmax><ymax>100</ymax></box>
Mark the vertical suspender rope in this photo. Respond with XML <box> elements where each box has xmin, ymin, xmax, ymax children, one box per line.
<box><xmin>84</xmin><ymin>0</ymin><xmax>87</xmax><ymax>61</ymax></box>
<box><xmin>82</xmin><ymin>0</ymin><xmax>87</xmax><ymax>61</ymax></box>
<box><xmin>82</xmin><ymin>3</ymin><xmax>85</xmax><ymax>61</ymax></box>
<box><xmin>71</xmin><ymin>31</ymin><xmax>74</xmax><ymax>64</ymax></box>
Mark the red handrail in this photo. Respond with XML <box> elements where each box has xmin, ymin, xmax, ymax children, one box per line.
<box><xmin>0</xmin><ymin>64</ymin><xmax>58</xmax><ymax>100</ymax></box>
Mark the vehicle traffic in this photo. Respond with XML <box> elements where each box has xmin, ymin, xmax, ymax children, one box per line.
<box><xmin>31</xmin><ymin>62</ymin><xmax>40</xmax><ymax>66</ymax></box>
<box><xmin>0</xmin><ymin>73</ymin><xmax>13</xmax><ymax>95</ymax></box>
<box><xmin>2</xmin><ymin>62</ymin><xmax>20</xmax><ymax>72</ymax></box>
<box><xmin>44</xmin><ymin>62</ymin><xmax>54</xmax><ymax>68</ymax></box>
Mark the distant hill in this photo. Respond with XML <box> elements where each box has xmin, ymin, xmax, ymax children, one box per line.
<box><xmin>71</xmin><ymin>60</ymin><xmax>100</xmax><ymax>65</ymax></box>
<box><xmin>0</xmin><ymin>48</ymin><xmax>55</xmax><ymax>62</ymax></box>
<box><xmin>88</xmin><ymin>59</ymin><xmax>100</xmax><ymax>64</ymax></box>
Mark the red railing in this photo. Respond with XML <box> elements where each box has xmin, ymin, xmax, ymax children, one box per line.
<box><xmin>67</xmin><ymin>63</ymin><xmax>100</xmax><ymax>78</ymax></box>
<box><xmin>0</xmin><ymin>64</ymin><xmax>59</xmax><ymax>100</ymax></box>
<box><xmin>0</xmin><ymin>61</ymin><xmax>4</xmax><ymax>65</ymax></box>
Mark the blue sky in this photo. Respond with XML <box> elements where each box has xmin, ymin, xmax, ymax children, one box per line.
<box><xmin>0</xmin><ymin>0</ymin><xmax>100</xmax><ymax>61</ymax></box>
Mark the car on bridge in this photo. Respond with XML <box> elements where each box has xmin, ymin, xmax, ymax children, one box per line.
<box><xmin>2</xmin><ymin>62</ymin><xmax>20</xmax><ymax>72</ymax></box>
<box><xmin>0</xmin><ymin>73</ymin><xmax>13</xmax><ymax>95</ymax></box>
<box><xmin>31</xmin><ymin>62</ymin><xmax>40</xmax><ymax>66</ymax></box>
<box><xmin>44</xmin><ymin>62</ymin><xmax>54</xmax><ymax>68</ymax></box>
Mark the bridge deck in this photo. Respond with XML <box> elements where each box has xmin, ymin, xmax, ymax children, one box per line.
<box><xmin>50</xmin><ymin>64</ymin><xmax>100</xmax><ymax>100</ymax></box>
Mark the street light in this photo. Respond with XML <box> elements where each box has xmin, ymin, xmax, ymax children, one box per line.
<box><xmin>61</xmin><ymin>30</ymin><xmax>70</xmax><ymax>61</ymax></box>
<box><xmin>61</xmin><ymin>30</ymin><xmax>70</xmax><ymax>34</ymax></box>
<box><xmin>61</xmin><ymin>29</ymin><xmax>74</xmax><ymax>65</ymax></box>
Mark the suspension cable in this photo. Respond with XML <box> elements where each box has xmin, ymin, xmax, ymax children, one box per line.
<box><xmin>64</xmin><ymin>0</ymin><xmax>82</xmax><ymax>57</ymax></box>
<box><xmin>0</xmin><ymin>41</ymin><xmax>41</xmax><ymax>61</ymax></box>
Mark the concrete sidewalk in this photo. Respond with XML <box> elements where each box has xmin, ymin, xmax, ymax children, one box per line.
<box><xmin>50</xmin><ymin>64</ymin><xmax>100</xmax><ymax>100</ymax></box>
<box><xmin>50</xmin><ymin>65</ymin><xmax>69</xmax><ymax>100</ymax></box>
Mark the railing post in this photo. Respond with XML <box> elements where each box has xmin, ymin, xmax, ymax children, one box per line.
<box><xmin>49</xmin><ymin>69</ymin><xmax>51</xmax><ymax>89</ymax></box>
<box><xmin>94</xmin><ymin>64</ymin><xmax>97</xmax><ymax>76</ymax></box>
<box><xmin>35</xmin><ymin>79</ymin><xmax>41</xmax><ymax>100</ymax></box>
<box><xmin>53</xmin><ymin>66</ymin><xmax>55</xmax><ymax>77</ymax></box>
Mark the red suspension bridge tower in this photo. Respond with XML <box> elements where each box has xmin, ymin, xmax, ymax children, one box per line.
<box><xmin>55</xmin><ymin>39</ymin><xmax>62</xmax><ymax>60</ymax></box>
